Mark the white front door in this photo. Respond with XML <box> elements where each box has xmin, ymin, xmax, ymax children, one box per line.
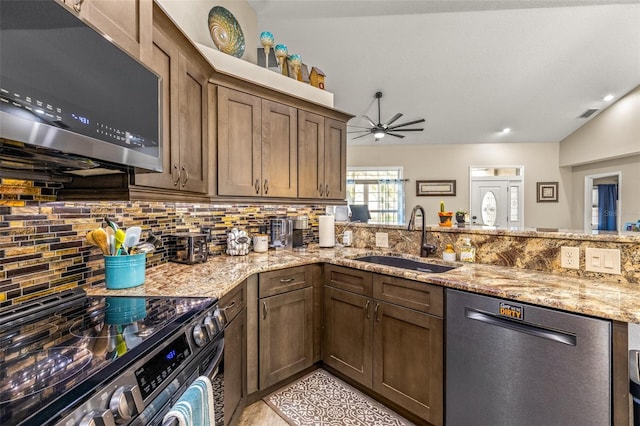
<box><xmin>471</xmin><ymin>179</ymin><xmax>522</xmax><ymax>228</ymax></box>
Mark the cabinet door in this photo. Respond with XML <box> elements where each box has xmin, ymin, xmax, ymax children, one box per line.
<box><xmin>324</xmin><ymin>118</ymin><xmax>347</xmax><ymax>200</ymax></box>
<box><xmin>134</xmin><ymin>23</ymin><xmax>179</xmax><ymax>189</ymax></box>
<box><xmin>218</xmin><ymin>87</ymin><xmax>262</xmax><ymax>196</ymax></box>
<box><xmin>177</xmin><ymin>53</ymin><xmax>208</xmax><ymax>193</ymax></box>
<box><xmin>224</xmin><ymin>308</ymin><xmax>246</xmax><ymax>425</ymax></box>
<box><xmin>373</xmin><ymin>302</ymin><xmax>443</xmax><ymax>426</ymax></box>
<box><xmin>65</xmin><ymin>0</ymin><xmax>152</xmax><ymax>61</ymax></box>
<box><xmin>323</xmin><ymin>286</ymin><xmax>372</xmax><ymax>387</ymax></box>
<box><xmin>261</xmin><ymin>99</ymin><xmax>297</xmax><ymax>198</ymax></box>
<box><xmin>260</xmin><ymin>287</ymin><xmax>313</xmax><ymax>389</ymax></box>
<box><xmin>297</xmin><ymin>110</ymin><xmax>325</xmax><ymax>198</ymax></box>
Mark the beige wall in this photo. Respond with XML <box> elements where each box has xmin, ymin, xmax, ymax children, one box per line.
<box><xmin>348</xmin><ymin>142</ymin><xmax>571</xmax><ymax>228</ymax></box>
<box><xmin>559</xmin><ymin>84</ymin><xmax>640</xmax><ymax>167</ymax></box>
<box><xmin>571</xmin><ymin>154</ymin><xmax>640</xmax><ymax>229</ymax></box>
<box><xmin>156</xmin><ymin>0</ymin><xmax>258</xmax><ymax>63</ymax></box>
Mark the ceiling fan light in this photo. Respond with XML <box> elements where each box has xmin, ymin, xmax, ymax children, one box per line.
<box><xmin>374</xmin><ymin>131</ymin><xmax>385</xmax><ymax>138</ymax></box>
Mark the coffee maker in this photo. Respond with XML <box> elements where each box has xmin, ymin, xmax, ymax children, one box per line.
<box><xmin>269</xmin><ymin>218</ymin><xmax>292</xmax><ymax>250</ymax></box>
<box><xmin>292</xmin><ymin>215</ymin><xmax>308</xmax><ymax>251</ymax></box>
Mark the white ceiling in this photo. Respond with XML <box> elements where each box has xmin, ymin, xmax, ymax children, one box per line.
<box><xmin>248</xmin><ymin>0</ymin><xmax>640</xmax><ymax>145</ymax></box>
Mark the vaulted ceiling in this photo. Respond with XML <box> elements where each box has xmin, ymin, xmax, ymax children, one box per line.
<box><xmin>249</xmin><ymin>0</ymin><xmax>640</xmax><ymax>145</ymax></box>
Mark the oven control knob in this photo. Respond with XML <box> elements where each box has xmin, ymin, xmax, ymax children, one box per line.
<box><xmin>79</xmin><ymin>409</ymin><xmax>115</xmax><ymax>426</ymax></box>
<box><xmin>109</xmin><ymin>384</ymin><xmax>144</xmax><ymax>423</ymax></box>
<box><xmin>204</xmin><ymin>314</ymin><xmax>218</xmax><ymax>336</ymax></box>
<box><xmin>213</xmin><ymin>308</ymin><xmax>226</xmax><ymax>328</ymax></box>
<box><xmin>193</xmin><ymin>324</ymin><xmax>206</xmax><ymax>347</ymax></box>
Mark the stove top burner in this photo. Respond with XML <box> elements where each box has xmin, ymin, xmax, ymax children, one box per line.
<box><xmin>0</xmin><ymin>288</ymin><xmax>216</xmax><ymax>426</ymax></box>
<box><xmin>0</xmin><ymin>347</ymin><xmax>93</xmax><ymax>403</ymax></box>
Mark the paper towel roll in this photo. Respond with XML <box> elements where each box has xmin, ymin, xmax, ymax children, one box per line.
<box><xmin>318</xmin><ymin>215</ymin><xmax>335</xmax><ymax>247</ymax></box>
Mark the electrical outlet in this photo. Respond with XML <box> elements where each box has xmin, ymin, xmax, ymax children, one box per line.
<box><xmin>560</xmin><ymin>246</ymin><xmax>580</xmax><ymax>269</ymax></box>
<box><xmin>375</xmin><ymin>232</ymin><xmax>389</xmax><ymax>248</ymax></box>
<box><xmin>585</xmin><ymin>248</ymin><xmax>621</xmax><ymax>274</ymax></box>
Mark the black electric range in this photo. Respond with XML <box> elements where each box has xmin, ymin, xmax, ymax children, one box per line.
<box><xmin>0</xmin><ymin>288</ymin><xmax>223</xmax><ymax>426</ymax></box>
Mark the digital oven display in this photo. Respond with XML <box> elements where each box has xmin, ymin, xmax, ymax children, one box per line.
<box><xmin>135</xmin><ymin>333</ymin><xmax>191</xmax><ymax>399</ymax></box>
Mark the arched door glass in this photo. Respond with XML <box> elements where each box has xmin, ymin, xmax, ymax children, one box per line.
<box><xmin>482</xmin><ymin>191</ymin><xmax>497</xmax><ymax>226</ymax></box>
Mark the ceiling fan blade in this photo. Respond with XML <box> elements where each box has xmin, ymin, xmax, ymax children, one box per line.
<box><xmin>347</xmin><ymin>130</ymin><xmax>372</xmax><ymax>134</ymax></box>
<box><xmin>383</xmin><ymin>113</ymin><xmax>403</xmax><ymax>126</ymax></box>
<box><xmin>363</xmin><ymin>115</ymin><xmax>377</xmax><ymax>127</ymax></box>
<box><xmin>348</xmin><ymin>125</ymin><xmax>372</xmax><ymax>129</ymax></box>
<box><xmin>391</xmin><ymin>128</ymin><xmax>424</xmax><ymax>132</ymax></box>
<box><xmin>387</xmin><ymin>133</ymin><xmax>406</xmax><ymax>138</ymax></box>
<box><xmin>352</xmin><ymin>133</ymin><xmax>372</xmax><ymax>140</ymax></box>
<box><xmin>388</xmin><ymin>118</ymin><xmax>426</xmax><ymax>129</ymax></box>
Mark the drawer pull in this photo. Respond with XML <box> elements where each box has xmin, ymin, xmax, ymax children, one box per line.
<box><xmin>279</xmin><ymin>278</ymin><xmax>295</xmax><ymax>283</ymax></box>
<box><xmin>223</xmin><ymin>301</ymin><xmax>236</xmax><ymax>311</ymax></box>
<box><xmin>263</xmin><ymin>301</ymin><xmax>267</xmax><ymax>320</ymax></box>
<box><xmin>365</xmin><ymin>300</ymin><xmax>371</xmax><ymax>319</ymax></box>
<box><xmin>374</xmin><ymin>303</ymin><xmax>380</xmax><ymax>322</ymax></box>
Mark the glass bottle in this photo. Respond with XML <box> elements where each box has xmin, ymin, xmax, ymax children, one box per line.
<box><xmin>459</xmin><ymin>238</ymin><xmax>476</xmax><ymax>262</ymax></box>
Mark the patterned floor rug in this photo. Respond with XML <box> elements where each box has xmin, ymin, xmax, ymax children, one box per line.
<box><xmin>264</xmin><ymin>369</ymin><xmax>414</xmax><ymax>426</ymax></box>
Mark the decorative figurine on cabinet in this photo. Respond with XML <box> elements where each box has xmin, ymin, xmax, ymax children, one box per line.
<box><xmin>309</xmin><ymin>67</ymin><xmax>326</xmax><ymax>89</ymax></box>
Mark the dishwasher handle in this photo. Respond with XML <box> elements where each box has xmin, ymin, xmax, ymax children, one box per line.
<box><xmin>465</xmin><ymin>308</ymin><xmax>577</xmax><ymax>346</ymax></box>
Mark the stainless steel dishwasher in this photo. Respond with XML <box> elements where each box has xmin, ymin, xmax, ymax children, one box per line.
<box><xmin>446</xmin><ymin>289</ymin><xmax>612</xmax><ymax>426</ymax></box>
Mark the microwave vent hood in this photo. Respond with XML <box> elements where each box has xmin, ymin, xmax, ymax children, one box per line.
<box><xmin>0</xmin><ymin>0</ymin><xmax>162</xmax><ymax>179</ymax></box>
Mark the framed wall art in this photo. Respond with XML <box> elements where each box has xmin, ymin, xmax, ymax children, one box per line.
<box><xmin>416</xmin><ymin>180</ymin><xmax>456</xmax><ymax>196</ymax></box>
<box><xmin>536</xmin><ymin>182</ymin><xmax>558</xmax><ymax>202</ymax></box>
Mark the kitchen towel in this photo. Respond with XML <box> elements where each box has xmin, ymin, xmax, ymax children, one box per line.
<box><xmin>163</xmin><ymin>376</ymin><xmax>215</xmax><ymax>426</ymax></box>
<box><xmin>318</xmin><ymin>215</ymin><xmax>335</xmax><ymax>247</ymax></box>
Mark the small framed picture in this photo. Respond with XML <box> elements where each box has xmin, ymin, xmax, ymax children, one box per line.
<box><xmin>416</xmin><ymin>180</ymin><xmax>456</xmax><ymax>196</ymax></box>
<box><xmin>536</xmin><ymin>182</ymin><xmax>558</xmax><ymax>202</ymax></box>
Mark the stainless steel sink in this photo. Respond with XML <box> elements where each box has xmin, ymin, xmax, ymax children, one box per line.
<box><xmin>354</xmin><ymin>255</ymin><xmax>457</xmax><ymax>273</ymax></box>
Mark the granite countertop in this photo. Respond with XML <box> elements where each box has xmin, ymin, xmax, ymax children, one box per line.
<box><xmin>85</xmin><ymin>246</ymin><xmax>640</xmax><ymax>324</ymax></box>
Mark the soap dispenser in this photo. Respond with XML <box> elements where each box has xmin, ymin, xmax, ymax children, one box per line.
<box><xmin>459</xmin><ymin>238</ymin><xmax>476</xmax><ymax>262</ymax></box>
<box><xmin>443</xmin><ymin>244</ymin><xmax>456</xmax><ymax>262</ymax></box>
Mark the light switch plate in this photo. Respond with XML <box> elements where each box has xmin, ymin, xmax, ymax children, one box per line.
<box><xmin>585</xmin><ymin>247</ymin><xmax>621</xmax><ymax>275</ymax></box>
<box><xmin>560</xmin><ymin>246</ymin><xmax>579</xmax><ymax>269</ymax></box>
<box><xmin>375</xmin><ymin>232</ymin><xmax>389</xmax><ymax>248</ymax></box>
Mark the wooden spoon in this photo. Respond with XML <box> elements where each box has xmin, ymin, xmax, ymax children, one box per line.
<box><xmin>86</xmin><ymin>230</ymin><xmax>97</xmax><ymax>247</ymax></box>
<box><xmin>92</xmin><ymin>228</ymin><xmax>109</xmax><ymax>255</ymax></box>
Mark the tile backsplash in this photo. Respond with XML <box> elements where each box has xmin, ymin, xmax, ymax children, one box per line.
<box><xmin>0</xmin><ymin>193</ymin><xmax>326</xmax><ymax>307</ymax></box>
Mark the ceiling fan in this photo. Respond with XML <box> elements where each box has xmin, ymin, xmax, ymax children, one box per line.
<box><xmin>348</xmin><ymin>91</ymin><xmax>425</xmax><ymax>141</ymax></box>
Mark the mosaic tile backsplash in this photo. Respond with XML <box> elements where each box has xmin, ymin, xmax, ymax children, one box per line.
<box><xmin>0</xmin><ymin>195</ymin><xmax>326</xmax><ymax>307</ymax></box>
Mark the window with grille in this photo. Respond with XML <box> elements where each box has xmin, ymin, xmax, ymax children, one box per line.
<box><xmin>346</xmin><ymin>167</ymin><xmax>405</xmax><ymax>225</ymax></box>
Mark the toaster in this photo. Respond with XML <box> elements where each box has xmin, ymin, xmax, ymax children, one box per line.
<box><xmin>167</xmin><ymin>233</ymin><xmax>208</xmax><ymax>264</ymax></box>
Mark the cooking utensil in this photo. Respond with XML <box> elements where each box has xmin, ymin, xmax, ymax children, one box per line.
<box><xmin>105</xmin><ymin>227</ymin><xmax>115</xmax><ymax>256</ymax></box>
<box><xmin>86</xmin><ymin>230</ymin><xmax>97</xmax><ymax>247</ymax></box>
<box><xmin>91</xmin><ymin>228</ymin><xmax>109</xmax><ymax>255</ymax></box>
<box><xmin>130</xmin><ymin>242</ymin><xmax>155</xmax><ymax>254</ymax></box>
<box><xmin>115</xmin><ymin>229</ymin><xmax>126</xmax><ymax>255</ymax></box>
<box><xmin>124</xmin><ymin>226</ymin><xmax>141</xmax><ymax>252</ymax></box>
<box><xmin>104</xmin><ymin>217</ymin><xmax>118</xmax><ymax>231</ymax></box>
<box><xmin>92</xmin><ymin>324</ymin><xmax>110</xmax><ymax>357</ymax></box>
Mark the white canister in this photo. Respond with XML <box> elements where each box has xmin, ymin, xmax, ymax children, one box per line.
<box><xmin>318</xmin><ymin>215</ymin><xmax>335</xmax><ymax>247</ymax></box>
<box><xmin>253</xmin><ymin>235</ymin><xmax>268</xmax><ymax>252</ymax></box>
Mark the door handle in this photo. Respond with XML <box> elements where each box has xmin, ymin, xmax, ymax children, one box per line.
<box><xmin>464</xmin><ymin>308</ymin><xmax>576</xmax><ymax>346</ymax></box>
<box><xmin>374</xmin><ymin>303</ymin><xmax>380</xmax><ymax>322</ymax></box>
<box><xmin>180</xmin><ymin>166</ymin><xmax>188</xmax><ymax>187</ymax></box>
<box><xmin>73</xmin><ymin>0</ymin><xmax>84</xmax><ymax>12</ymax></box>
<box><xmin>172</xmin><ymin>164</ymin><xmax>180</xmax><ymax>186</ymax></box>
<box><xmin>263</xmin><ymin>301</ymin><xmax>268</xmax><ymax>320</ymax></box>
<box><xmin>264</xmin><ymin>179</ymin><xmax>269</xmax><ymax>195</ymax></box>
<box><xmin>364</xmin><ymin>300</ymin><xmax>371</xmax><ymax>319</ymax></box>
<box><xmin>254</xmin><ymin>179</ymin><xmax>260</xmax><ymax>194</ymax></box>
<box><xmin>318</xmin><ymin>184</ymin><xmax>324</xmax><ymax>197</ymax></box>
<box><xmin>325</xmin><ymin>184</ymin><xmax>330</xmax><ymax>197</ymax></box>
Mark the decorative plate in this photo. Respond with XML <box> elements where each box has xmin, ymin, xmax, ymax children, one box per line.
<box><xmin>208</xmin><ymin>6</ymin><xmax>245</xmax><ymax>58</ymax></box>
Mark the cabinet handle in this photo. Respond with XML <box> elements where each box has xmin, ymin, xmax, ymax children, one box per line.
<box><xmin>325</xmin><ymin>184</ymin><xmax>330</xmax><ymax>197</ymax></box>
<box><xmin>365</xmin><ymin>300</ymin><xmax>371</xmax><ymax>319</ymax></box>
<box><xmin>73</xmin><ymin>0</ymin><xmax>84</xmax><ymax>12</ymax></box>
<box><xmin>254</xmin><ymin>179</ymin><xmax>260</xmax><ymax>194</ymax></box>
<box><xmin>264</xmin><ymin>179</ymin><xmax>269</xmax><ymax>195</ymax></box>
<box><xmin>318</xmin><ymin>184</ymin><xmax>324</xmax><ymax>197</ymax></box>
<box><xmin>223</xmin><ymin>301</ymin><xmax>236</xmax><ymax>311</ymax></box>
<box><xmin>172</xmin><ymin>164</ymin><xmax>180</xmax><ymax>186</ymax></box>
<box><xmin>263</xmin><ymin>301</ymin><xmax>267</xmax><ymax>320</ymax></box>
<box><xmin>374</xmin><ymin>303</ymin><xmax>380</xmax><ymax>322</ymax></box>
<box><xmin>180</xmin><ymin>166</ymin><xmax>188</xmax><ymax>187</ymax></box>
<box><xmin>279</xmin><ymin>278</ymin><xmax>295</xmax><ymax>283</ymax></box>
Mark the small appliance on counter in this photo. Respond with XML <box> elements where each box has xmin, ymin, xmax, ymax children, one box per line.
<box><xmin>226</xmin><ymin>228</ymin><xmax>250</xmax><ymax>256</ymax></box>
<box><xmin>270</xmin><ymin>218</ymin><xmax>293</xmax><ymax>250</ymax></box>
<box><xmin>292</xmin><ymin>215</ymin><xmax>309</xmax><ymax>251</ymax></box>
<box><xmin>167</xmin><ymin>232</ymin><xmax>208</xmax><ymax>264</ymax></box>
